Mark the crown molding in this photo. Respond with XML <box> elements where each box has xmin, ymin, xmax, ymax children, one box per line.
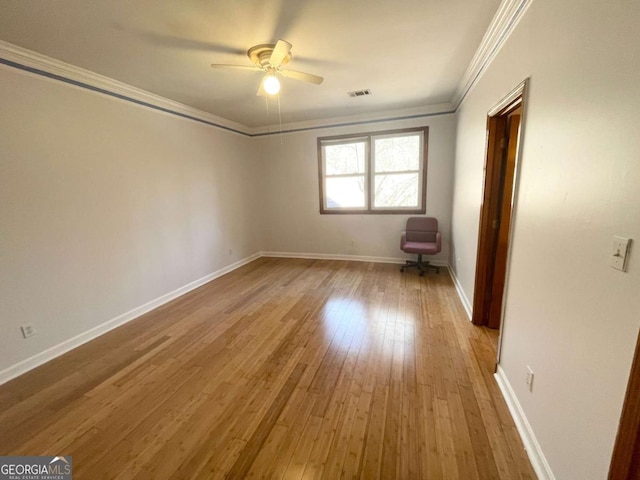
<box><xmin>0</xmin><ymin>40</ymin><xmax>252</xmax><ymax>136</ymax></box>
<box><xmin>251</xmin><ymin>102</ymin><xmax>455</xmax><ymax>136</ymax></box>
<box><xmin>0</xmin><ymin>40</ymin><xmax>455</xmax><ymax>138</ymax></box>
<box><xmin>0</xmin><ymin>0</ymin><xmax>532</xmax><ymax>140</ymax></box>
<box><xmin>451</xmin><ymin>0</ymin><xmax>533</xmax><ymax>109</ymax></box>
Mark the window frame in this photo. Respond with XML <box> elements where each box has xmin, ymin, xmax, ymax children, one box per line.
<box><xmin>317</xmin><ymin>126</ymin><xmax>429</xmax><ymax>214</ymax></box>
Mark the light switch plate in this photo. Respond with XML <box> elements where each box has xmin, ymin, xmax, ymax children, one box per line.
<box><xmin>610</xmin><ymin>236</ymin><xmax>632</xmax><ymax>272</ymax></box>
<box><xmin>525</xmin><ymin>366</ymin><xmax>534</xmax><ymax>392</ymax></box>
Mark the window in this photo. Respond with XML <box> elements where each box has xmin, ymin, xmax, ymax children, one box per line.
<box><xmin>318</xmin><ymin>127</ymin><xmax>428</xmax><ymax>214</ymax></box>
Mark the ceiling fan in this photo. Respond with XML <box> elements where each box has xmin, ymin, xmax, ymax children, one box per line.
<box><xmin>210</xmin><ymin>40</ymin><xmax>324</xmax><ymax>96</ymax></box>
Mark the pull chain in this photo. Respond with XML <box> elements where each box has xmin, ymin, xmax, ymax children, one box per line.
<box><xmin>277</xmin><ymin>94</ymin><xmax>283</xmax><ymax>144</ymax></box>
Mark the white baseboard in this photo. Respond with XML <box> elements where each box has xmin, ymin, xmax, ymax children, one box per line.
<box><xmin>448</xmin><ymin>266</ymin><xmax>473</xmax><ymax>320</ymax></box>
<box><xmin>0</xmin><ymin>252</ymin><xmax>261</xmax><ymax>386</ymax></box>
<box><xmin>495</xmin><ymin>366</ymin><xmax>555</xmax><ymax>480</ymax></box>
<box><xmin>0</xmin><ymin>251</ymin><xmax>448</xmax><ymax>385</ymax></box>
<box><xmin>261</xmin><ymin>251</ymin><xmax>448</xmax><ymax>267</ymax></box>
<box><xmin>0</xmin><ymin>250</ymin><xmax>552</xmax><ymax>480</ymax></box>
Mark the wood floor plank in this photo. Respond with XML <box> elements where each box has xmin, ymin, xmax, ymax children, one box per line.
<box><xmin>225</xmin><ymin>362</ymin><xmax>306</xmax><ymax>480</ymax></box>
<box><xmin>0</xmin><ymin>258</ymin><xmax>536</xmax><ymax>479</ymax></box>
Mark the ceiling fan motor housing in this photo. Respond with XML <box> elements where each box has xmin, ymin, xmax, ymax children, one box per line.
<box><xmin>247</xmin><ymin>44</ymin><xmax>291</xmax><ymax>68</ymax></box>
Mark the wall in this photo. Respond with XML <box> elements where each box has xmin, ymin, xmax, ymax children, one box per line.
<box><xmin>256</xmin><ymin>114</ymin><xmax>456</xmax><ymax>263</ymax></box>
<box><xmin>0</xmin><ymin>59</ymin><xmax>456</xmax><ymax>381</ymax></box>
<box><xmin>450</xmin><ymin>0</ymin><xmax>640</xmax><ymax>478</ymax></box>
<box><xmin>0</xmin><ymin>65</ymin><xmax>262</xmax><ymax>376</ymax></box>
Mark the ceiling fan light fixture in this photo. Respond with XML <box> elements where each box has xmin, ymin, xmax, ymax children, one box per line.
<box><xmin>211</xmin><ymin>41</ymin><xmax>323</xmax><ymax>96</ymax></box>
<box><xmin>263</xmin><ymin>74</ymin><xmax>280</xmax><ymax>95</ymax></box>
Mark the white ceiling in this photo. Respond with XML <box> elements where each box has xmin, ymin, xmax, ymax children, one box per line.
<box><xmin>0</xmin><ymin>0</ymin><xmax>501</xmax><ymax>128</ymax></box>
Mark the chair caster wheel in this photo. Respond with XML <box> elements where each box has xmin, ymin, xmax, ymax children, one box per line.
<box><xmin>419</xmin><ymin>271</ymin><xmax>425</xmax><ymax>277</ymax></box>
<box><xmin>400</xmin><ymin>267</ymin><xmax>405</xmax><ymax>272</ymax></box>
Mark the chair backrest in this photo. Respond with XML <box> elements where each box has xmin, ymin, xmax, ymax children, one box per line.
<box><xmin>405</xmin><ymin>217</ymin><xmax>438</xmax><ymax>243</ymax></box>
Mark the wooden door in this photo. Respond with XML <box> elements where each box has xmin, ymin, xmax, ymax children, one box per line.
<box><xmin>472</xmin><ymin>80</ymin><xmax>527</xmax><ymax>331</ymax></box>
<box><xmin>487</xmin><ymin>113</ymin><xmax>521</xmax><ymax>329</ymax></box>
<box><xmin>609</xmin><ymin>329</ymin><xmax>640</xmax><ymax>480</ymax></box>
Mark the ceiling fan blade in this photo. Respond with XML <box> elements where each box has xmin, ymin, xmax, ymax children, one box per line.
<box><xmin>210</xmin><ymin>64</ymin><xmax>262</xmax><ymax>72</ymax></box>
<box><xmin>269</xmin><ymin>40</ymin><xmax>292</xmax><ymax>67</ymax></box>
<box><xmin>280</xmin><ymin>69</ymin><xmax>324</xmax><ymax>85</ymax></box>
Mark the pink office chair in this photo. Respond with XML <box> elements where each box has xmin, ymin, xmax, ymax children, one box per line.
<box><xmin>400</xmin><ymin>217</ymin><xmax>441</xmax><ymax>276</ymax></box>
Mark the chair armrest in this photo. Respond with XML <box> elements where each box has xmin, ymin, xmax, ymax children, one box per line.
<box><xmin>400</xmin><ymin>231</ymin><xmax>407</xmax><ymax>249</ymax></box>
<box><xmin>436</xmin><ymin>231</ymin><xmax>442</xmax><ymax>252</ymax></box>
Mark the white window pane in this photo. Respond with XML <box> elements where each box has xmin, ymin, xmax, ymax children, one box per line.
<box><xmin>326</xmin><ymin>176</ymin><xmax>366</xmax><ymax>208</ymax></box>
<box><xmin>374</xmin><ymin>173</ymin><xmax>419</xmax><ymax>208</ymax></box>
<box><xmin>324</xmin><ymin>142</ymin><xmax>366</xmax><ymax>175</ymax></box>
<box><xmin>374</xmin><ymin>135</ymin><xmax>420</xmax><ymax>172</ymax></box>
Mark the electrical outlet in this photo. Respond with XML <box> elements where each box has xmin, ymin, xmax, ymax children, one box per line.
<box><xmin>21</xmin><ymin>324</ymin><xmax>36</xmax><ymax>338</ymax></box>
<box><xmin>525</xmin><ymin>366</ymin><xmax>534</xmax><ymax>392</ymax></box>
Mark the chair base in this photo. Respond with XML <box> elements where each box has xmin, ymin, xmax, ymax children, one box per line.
<box><xmin>400</xmin><ymin>254</ymin><xmax>440</xmax><ymax>276</ymax></box>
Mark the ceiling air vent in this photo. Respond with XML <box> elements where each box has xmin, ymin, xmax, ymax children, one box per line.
<box><xmin>347</xmin><ymin>89</ymin><xmax>372</xmax><ymax>98</ymax></box>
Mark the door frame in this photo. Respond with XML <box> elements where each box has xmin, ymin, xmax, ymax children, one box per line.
<box><xmin>609</xmin><ymin>328</ymin><xmax>640</xmax><ymax>479</ymax></box>
<box><xmin>472</xmin><ymin>79</ymin><xmax>529</xmax><ymax>363</ymax></box>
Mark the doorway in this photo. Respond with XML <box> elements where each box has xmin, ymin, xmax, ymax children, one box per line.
<box><xmin>609</xmin><ymin>329</ymin><xmax>640</xmax><ymax>480</ymax></box>
<box><xmin>472</xmin><ymin>80</ymin><xmax>528</xmax><ymax>339</ymax></box>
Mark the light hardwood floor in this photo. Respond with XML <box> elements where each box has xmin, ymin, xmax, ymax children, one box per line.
<box><xmin>0</xmin><ymin>258</ymin><xmax>535</xmax><ymax>479</ymax></box>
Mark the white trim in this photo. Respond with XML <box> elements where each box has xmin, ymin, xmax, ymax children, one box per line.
<box><xmin>452</xmin><ymin>0</ymin><xmax>533</xmax><ymax>108</ymax></box>
<box><xmin>488</xmin><ymin>78</ymin><xmax>528</xmax><ymax>116</ymax></box>
<box><xmin>447</xmin><ymin>266</ymin><xmax>473</xmax><ymax>320</ymax></box>
<box><xmin>0</xmin><ymin>0</ymin><xmax>532</xmax><ymax>136</ymax></box>
<box><xmin>0</xmin><ymin>249</ymin><xmax>553</xmax><ymax>480</ymax></box>
<box><xmin>0</xmin><ymin>252</ymin><xmax>261</xmax><ymax>386</ymax></box>
<box><xmin>491</xmin><ymin>78</ymin><xmax>529</xmax><ymax>364</ymax></box>
<box><xmin>0</xmin><ymin>40</ymin><xmax>455</xmax><ymax>136</ymax></box>
<box><xmin>251</xmin><ymin>103</ymin><xmax>455</xmax><ymax>136</ymax></box>
<box><xmin>0</xmin><ymin>251</ymin><xmax>449</xmax><ymax>385</ymax></box>
<box><xmin>495</xmin><ymin>366</ymin><xmax>556</xmax><ymax>480</ymax></box>
<box><xmin>261</xmin><ymin>251</ymin><xmax>448</xmax><ymax>266</ymax></box>
<box><xmin>0</xmin><ymin>40</ymin><xmax>251</xmax><ymax>136</ymax></box>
